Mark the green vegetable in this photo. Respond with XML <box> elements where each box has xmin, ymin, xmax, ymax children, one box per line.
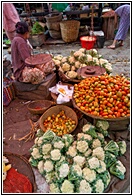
<box><xmin>109</xmin><ymin>160</ymin><xmax>126</xmax><ymax>180</ymax></box>
<box><xmin>42</xmin><ymin>130</ymin><xmax>56</xmax><ymax>142</ymax></box>
<box><xmin>104</xmin><ymin>140</ymin><xmax>119</xmax><ymax>156</ymax></box>
<box><xmin>99</xmin><ymin>170</ymin><xmax>111</xmax><ymax>189</ymax></box>
<box><xmin>95</xmin><ymin>120</ymin><xmax>109</xmax><ymax>137</ymax></box>
<box><xmin>117</xmin><ymin>140</ymin><xmax>127</xmax><ymax>156</ymax></box>
<box><xmin>5</xmin><ymin>39</ymin><xmax>11</xmax><ymax>45</ymax></box>
<box><xmin>104</xmin><ymin>151</ymin><xmax>117</xmax><ymax>168</ymax></box>
<box><xmin>31</xmin><ymin>22</ymin><xmax>44</xmax><ymax>35</ymax></box>
<box><xmin>82</xmin><ymin>123</ymin><xmax>97</xmax><ymax>138</ymax></box>
<box><xmin>68</xmin><ymin>163</ymin><xmax>82</xmax><ymax>182</ymax></box>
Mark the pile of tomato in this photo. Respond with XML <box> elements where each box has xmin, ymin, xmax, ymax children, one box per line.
<box><xmin>73</xmin><ymin>75</ymin><xmax>130</xmax><ymax>118</ymax></box>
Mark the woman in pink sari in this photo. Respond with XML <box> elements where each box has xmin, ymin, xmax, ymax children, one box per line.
<box><xmin>3</xmin><ymin>3</ymin><xmax>20</xmax><ymax>41</ymax></box>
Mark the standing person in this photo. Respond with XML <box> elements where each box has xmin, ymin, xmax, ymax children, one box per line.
<box><xmin>11</xmin><ymin>21</ymin><xmax>45</xmax><ymax>84</ymax></box>
<box><xmin>3</xmin><ymin>3</ymin><xmax>20</xmax><ymax>41</ymax></box>
<box><xmin>108</xmin><ymin>4</ymin><xmax>130</xmax><ymax>49</ymax></box>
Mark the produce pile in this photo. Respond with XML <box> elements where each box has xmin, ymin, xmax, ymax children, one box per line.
<box><xmin>52</xmin><ymin>48</ymin><xmax>112</xmax><ymax>80</ymax></box>
<box><xmin>29</xmin><ymin>121</ymin><xmax>127</xmax><ymax>193</ymax></box>
<box><xmin>43</xmin><ymin>110</ymin><xmax>76</xmax><ymax>136</ymax></box>
<box><xmin>73</xmin><ymin>75</ymin><xmax>130</xmax><ymax>118</ymax></box>
<box><xmin>31</xmin><ymin>22</ymin><xmax>44</xmax><ymax>35</ymax></box>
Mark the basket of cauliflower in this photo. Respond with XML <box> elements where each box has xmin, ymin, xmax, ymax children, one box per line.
<box><xmin>29</xmin><ymin>120</ymin><xmax>127</xmax><ymax>193</ymax></box>
<box><xmin>52</xmin><ymin>48</ymin><xmax>112</xmax><ymax>83</ymax></box>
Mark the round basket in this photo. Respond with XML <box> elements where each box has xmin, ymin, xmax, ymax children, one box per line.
<box><xmin>60</xmin><ymin>20</ymin><xmax>80</xmax><ymax>43</ymax></box>
<box><xmin>58</xmin><ymin>70</ymin><xmax>81</xmax><ymax>83</ymax></box>
<box><xmin>45</xmin><ymin>12</ymin><xmax>62</xmax><ymax>22</ymax></box>
<box><xmin>27</xmin><ymin>100</ymin><xmax>55</xmax><ymax>115</ymax></box>
<box><xmin>49</xmin><ymin>30</ymin><xmax>62</xmax><ymax>39</ymax></box>
<box><xmin>46</xmin><ymin>21</ymin><xmax>60</xmax><ymax>31</ymax></box>
<box><xmin>39</xmin><ymin>105</ymin><xmax>78</xmax><ymax>134</ymax></box>
<box><xmin>3</xmin><ymin>152</ymin><xmax>36</xmax><ymax>193</ymax></box>
<box><xmin>72</xmin><ymin>98</ymin><xmax>130</xmax><ymax>131</ymax></box>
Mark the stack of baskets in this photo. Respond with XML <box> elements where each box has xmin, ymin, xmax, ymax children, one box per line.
<box><xmin>45</xmin><ymin>12</ymin><xmax>62</xmax><ymax>39</ymax></box>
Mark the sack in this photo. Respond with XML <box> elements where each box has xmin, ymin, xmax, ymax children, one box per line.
<box><xmin>3</xmin><ymin>77</ymin><xmax>15</xmax><ymax>106</ymax></box>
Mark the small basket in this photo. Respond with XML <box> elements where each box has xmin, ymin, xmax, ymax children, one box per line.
<box><xmin>39</xmin><ymin>105</ymin><xmax>78</xmax><ymax>134</ymax></box>
<box><xmin>27</xmin><ymin>100</ymin><xmax>55</xmax><ymax>115</ymax></box>
<box><xmin>60</xmin><ymin>20</ymin><xmax>80</xmax><ymax>43</ymax></box>
<box><xmin>80</xmin><ymin>36</ymin><xmax>96</xmax><ymax>50</ymax></box>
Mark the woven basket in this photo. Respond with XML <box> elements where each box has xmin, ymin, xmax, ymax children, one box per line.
<box><xmin>49</xmin><ymin>30</ymin><xmax>62</xmax><ymax>39</ymax></box>
<box><xmin>27</xmin><ymin>100</ymin><xmax>55</xmax><ymax>115</ymax></box>
<box><xmin>60</xmin><ymin>20</ymin><xmax>80</xmax><ymax>43</ymax></box>
<box><xmin>39</xmin><ymin>105</ymin><xmax>78</xmax><ymax>134</ymax></box>
<box><xmin>46</xmin><ymin>21</ymin><xmax>60</xmax><ymax>31</ymax></box>
<box><xmin>45</xmin><ymin>12</ymin><xmax>62</xmax><ymax>22</ymax></box>
<box><xmin>3</xmin><ymin>152</ymin><xmax>37</xmax><ymax>193</ymax></box>
<box><xmin>72</xmin><ymin>98</ymin><xmax>130</xmax><ymax>131</ymax></box>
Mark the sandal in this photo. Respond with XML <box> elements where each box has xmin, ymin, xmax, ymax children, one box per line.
<box><xmin>107</xmin><ymin>45</ymin><xmax>115</xmax><ymax>49</ymax></box>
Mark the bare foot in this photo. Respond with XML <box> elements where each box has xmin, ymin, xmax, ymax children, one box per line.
<box><xmin>107</xmin><ymin>45</ymin><xmax>115</xmax><ymax>49</ymax></box>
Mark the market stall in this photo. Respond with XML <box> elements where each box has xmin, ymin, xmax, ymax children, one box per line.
<box><xmin>3</xmin><ymin>46</ymin><xmax>130</xmax><ymax>193</ymax></box>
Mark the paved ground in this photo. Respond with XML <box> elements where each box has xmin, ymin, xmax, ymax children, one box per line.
<box><xmin>3</xmin><ymin>32</ymin><xmax>130</xmax><ymax>193</ymax></box>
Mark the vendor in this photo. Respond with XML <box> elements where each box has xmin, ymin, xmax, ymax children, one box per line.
<box><xmin>11</xmin><ymin>21</ymin><xmax>45</xmax><ymax>84</ymax></box>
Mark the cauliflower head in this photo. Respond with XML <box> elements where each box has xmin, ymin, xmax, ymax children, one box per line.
<box><xmin>92</xmin><ymin>139</ymin><xmax>101</xmax><ymax>149</ymax></box>
<box><xmin>73</xmin><ymin>155</ymin><xmax>85</xmax><ymax>168</ymax></box>
<box><xmin>58</xmin><ymin>163</ymin><xmax>69</xmax><ymax>178</ymax></box>
<box><xmin>42</xmin><ymin>143</ymin><xmax>52</xmax><ymax>155</ymax></box>
<box><xmin>37</xmin><ymin>160</ymin><xmax>44</xmax><ymax>174</ymax></box>
<box><xmin>62</xmin><ymin>62</ymin><xmax>71</xmax><ymax>72</ymax></box>
<box><xmin>31</xmin><ymin>148</ymin><xmax>42</xmax><ymax>159</ymax></box>
<box><xmin>88</xmin><ymin>157</ymin><xmax>100</xmax><ymax>169</ymax></box>
<box><xmin>44</xmin><ymin>160</ymin><xmax>54</xmax><ymax>173</ymax></box>
<box><xmin>78</xmin><ymin>179</ymin><xmax>92</xmax><ymax>193</ymax></box>
<box><xmin>77</xmin><ymin>140</ymin><xmax>88</xmax><ymax>153</ymax></box>
<box><xmin>49</xmin><ymin>182</ymin><xmax>60</xmax><ymax>193</ymax></box>
<box><xmin>61</xmin><ymin>179</ymin><xmax>74</xmax><ymax>193</ymax></box>
<box><xmin>66</xmin><ymin>71</ymin><xmax>78</xmax><ymax>79</ymax></box>
<box><xmin>93</xmin><ymin>179</ymin><xmax>104</xmax><ymax>193</ymax></box>
<box><xmin>92</xmin><ymin>146</ymin><xmax>105</xmax><ymax>161</ymax></box>
<box><xmin>67</xmin><ymin>146</ymin><xmax>77</xmax><ymax>158</ymax></box>
<box><xmin>50</xmin><ymin>149</ymin><xmax>61</xmax><ymax>161</ymax></box>
<box><xmin>82</xmin><ymin>167</ymin><xmax>96</xmax><ymax>183</ymax></box>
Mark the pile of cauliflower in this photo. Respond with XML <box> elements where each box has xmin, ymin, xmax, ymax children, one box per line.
<box><xmin>52</xmin><ymin>48</ymin><xmax>112</xmax><ymax>80</ymax></box>
<box><xmin>29</xmin><ymin>121</ymin><xmax>127</xmax><ymax>193</ymax></box>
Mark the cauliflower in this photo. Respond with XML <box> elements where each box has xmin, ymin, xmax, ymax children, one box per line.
<box><xmin>99</xmin><ymin>58</ymin><xmax>108</xmax><ymax>65</ymax></box>
<box><xmin>68</xmin><ymin>56</ymin><xmax>76</xmax><ymax>64</ymax></box>
<box><xmin>61</xmin><ymin>180</ymin><xmax>74</xmax><ymax>193</ymax></box>
<box><xmin>80</xmin><ymin>63</ymin><xmax>87</xmax><ymax>67</ymax></box>
<box><xmin>67</xmin><ymin>146</ymin><xmax>77</xmax><ymax>158</ymax></box>
<box><xmin>82</xmin><ymin>123</ymin><xmax>96</xmax><ymax>134</ymax></box>
<box><xmin>110</xmin><ymin>160</ymin><xmax>126</xmax><ymax>179</ymax></box>
<box><xmin>43</xmin><ymin>154</ymin><xmax>50</xmax><ymax>160</ymax></box>
<box><xmin>74</xmin><ymin>61</ymin><xmax>81</xmax><ymax>68</ymax></box>
<box><xmin>52</xmin><ymin>59</ymin><xmax>61</xmax><ymax>67</ymax></box>
<box><xmin>82</xmin><ymin>167</ymin><xmax>96</xmax><ymax>183</ymax></box>
<box><xmin>78</xmin><ymin>48</ymin><xmax>86</xmax><ymax>53</ymax></box>
<box><xmin>84</xmin><ymin>148</ymin><xmax>92</xmax><ymax>157</ymax></box>
<box><xmin>37</xmin><ymin>136</ymin><xmax>43</xmax><ymax>146</ymax></box>
<box><xmin>31</xmin><ymin>148</ymin><xmax>42</xmax><ymax>159</ymax></box>
<box><xmin>37</xmin><ymin>160</ymin><xmax>44</xmax><ymax>174</ymax></box>
<box><xmin>61</xmin><ymin>56</ymin><xmax>67</xmax><ymax>63</ymax></box>
<box><xmin>73</xmin><ymin>155</ymin><xmax>85</xmax><ymax>168</ymax></box>
<box><xmin>45</xmin><ymin>171</ymin><xmax>55</xmax><ymax>183</ymax></box>
<box><xmin>104</xmin><ymin>63</ymin><xmax>112</xmax><ymax>72</ymax></box>
<box><xmin>86</xmin><ymin>54</ymin><xmax>93</xmax><ymax>61</ymax></box>
<box><xmin>117</xmin><ymin>140</ymin><xmax>127</xmax><ymax>155</ymax></box>
<box><xmin>97</xmin><ymin>160</ymin><xmax>106</xmax><ymax>173</ymax></box>
<box><xmin>93</xmin><ymin>179</ymin><xmax>104</xmax><ymax>193</ymax></box>
<box><xmin>92</xmin><ymin>57</ymin><xmax>100</xmax><ymax>65</ymax></box>
<box><xmin>44</xmin><ymin>160</ymin><xmax>54</xmax><ymax>173</ymax></box>
<box><xmin>73</xmin><ymin>50</ymin><xmax>84</xmax><ymax>58</ymax></box>
<box><xmin>42</xmin><ymin>143</ymin><xmax>52</xmax><ymax>155</ymax></box>
<box><xmin>100</xmin><ymin>170</ymin><xmax>111</xmax><ymax>189</ymax></box>
<box><xmin>92</xmin><ymin>147</ymin><xmax>105</xmax><ymax>161</ymax></box>
<box><xmin>54</xmin><ymin>55</ymin><xmax>63</xmax><ymax>61</ymax></box>
<box><xmin>76</xmin><ymin>140</ymin><xmax>88</xmax><ymax>153</ymax></box>
<box><xmin>92</xmin><ymin>139</ymin><xmax>101</xmax><ymax>149</ymax></box>
<box><xmin>77</xmin><ymin>133</ymin><xmax>92</xmax><ymax>142</ymax></box>
<box><xmin>50</xmin><ymin>149</ymin><xmax>61</xmax><ymax>161</ymax></box>
<box><xmin>88</xmin><ymin>157</ymin><xmax>100</xmax><ymax>169</ymax></box>
<box><xmin>97</xmin><ymin>132</ymin><xmax>104</xmax><ymax>140</ymax></box>
<box><xmin>78</xmin><ymin>179</ymin><xmax>92</xmax><ymax>193</ymax></box>
<box><xmin>71</xmin><ymin>65</ymin><xmax>76</xmax><ymax>71</ymax></box>
<box><xmin>62</xmin><ymin>134</ymin><xmax>74</xmax><ymax>147</ymax></box>
<box><xmin>62</xmin><ymin>62</ymin><xmax>70</xmax><ymax>72</ymax></box>
<box><xmin>58</xmin><ymin>163</ymin><xmax>69</xmax><ymax>178</ymax></box>
<box><xmin>49</xmin><ymin>182</ymin><xmax>60</xmax><ymax>193</ymax></box>
<box><xmin>53</xmin><ymin>140</ymin><xmax>65</xmax><ymax>149</ymax></box>
<box><xmin>71</xmin><ymin>163</ymin><xmax>82</xmax><ymax>177</ymax></box>
<box><xmin>66</xmin><ymin>71</ymin><xmax>78</xmax><ymax>79</ymax></box>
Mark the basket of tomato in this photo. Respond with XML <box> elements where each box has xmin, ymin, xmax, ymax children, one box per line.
<box><xmin>39</xmin><ymin>105</ymin><xmax>78</xmax><ymax>136</ymax></box>
<box><xmin>72</xmin><ymin>74</ymin><xmax>130</xmax><ymax>131</ymax></box>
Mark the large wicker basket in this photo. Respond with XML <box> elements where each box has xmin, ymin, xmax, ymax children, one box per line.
<box><xmin>39</xmin><ymin>105</ymin><xmax>78</xmax><ymax>134</ymax></box>
<box><xmin>72</xmin><ymin>98</ymin><xmax>130</xmax><ymax>131</ymax></box>
<box><xmin>60</xmin><ymin>20</ymin><xmax>80</xmax><ymax>43</ymax></box>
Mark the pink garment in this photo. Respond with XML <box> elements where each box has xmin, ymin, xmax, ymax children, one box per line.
<box><xmin>3</xmin><ymin>3</ymin><xmax>20</xmax><ymax>32</ymax></box>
